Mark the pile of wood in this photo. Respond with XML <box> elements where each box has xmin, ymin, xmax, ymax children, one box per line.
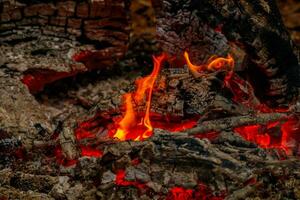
<box><xmin>0</xmin><ymin>0</ymin><xmax>300</xmax><ymax>200</ymax></box>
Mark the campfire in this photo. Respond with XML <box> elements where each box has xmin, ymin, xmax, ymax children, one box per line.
<box><xmin>1</xmin><ymin>0</ymin><xmax>300</xmax><ymax>199</ymax></box>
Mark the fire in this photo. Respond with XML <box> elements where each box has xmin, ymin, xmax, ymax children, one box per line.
<box><xmin>184</xmin><ymin>51</ymin><xmax>234</xmax><ymax>76</ymax></box>
<box><xmin>112</xmin><ymin>54</ymin><xmax>167</xmax><ymax>141</ymax></box>
<box><xmin>113</xmin><ymin>94</ymin><xmax>136</xmax><ymax>141</ymax></box>
<box><xmin>233</xmin><ymin>117</ymin><xmax>300</xmax><ymax>154</ymax></box>
<box><xmin>112</xmin><ymin>52</ymin><xmax>235</xmax><ymax>141</ymax></box>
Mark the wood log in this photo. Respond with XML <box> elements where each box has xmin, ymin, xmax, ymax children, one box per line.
<box><xmin>0</xmin><ymin>0</ymin><xmax>130</xmax><ymax>93</ymax></box>
<box><xmin>152</xmin><ymin>0</ymin><xmax>300</xmax><ymax>107</ymax></box>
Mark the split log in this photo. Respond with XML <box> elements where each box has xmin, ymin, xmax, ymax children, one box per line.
<box><xmin>0</xmin><ymin>0</ymin><xmax>130</xmax><ymax>93</ymax></box>
<box><xmin>152</xmin><ymin>0</ymin><xmax>300</xmax><ymax>107</ymax></box>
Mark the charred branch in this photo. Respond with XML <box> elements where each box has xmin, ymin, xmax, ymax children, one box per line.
<box><xmin>180</xmin><ymin>113</ymin><xmax>287</xmax><ymax>135</ymax></box>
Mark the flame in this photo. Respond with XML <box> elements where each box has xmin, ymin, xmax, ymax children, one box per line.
<box><xmin>113</xmin><ymin>52</ymin><xmax>234</xmax><ymax>141</ymax></box>
<box><xmin>113</xmin><ymin>94</ymin><xmax>136</xmax><ymax>141</ymax></box>
<box><xmin>184</xmin><ymin>51</ymin><xmax>234</xmax><ymax>76</ymax></box>
<box><xmin>113</xmin><ymin>54</ymin><xmax>166</xmax><ymax>141</ymax></box>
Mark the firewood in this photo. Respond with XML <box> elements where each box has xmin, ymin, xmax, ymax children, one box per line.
<box><xmin>152</xmin><ymin>0</ymin><xmax>300</xmax><ymax>107</ymax></box>
<box><xmin>0</xmin><ymin>0</ymin><xmax>130</xmax><ymax>93</ymax></box>
<box><xmin>180</xmin><ymin>113</ymin><xmax>287</xmax><ymax>135</ymax></box>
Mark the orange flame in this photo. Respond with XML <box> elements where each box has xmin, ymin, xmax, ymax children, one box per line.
<box><xmin>113</xmin><ymin>94</ymin><xmax>136</xmax><ymax>141</ymax></box>
<box><xmin>184</xmin><ymin>51</ymin><xmax>234</xmax><ymax>76</ymax></box>
<box><xmin>113</xmin><ymin>54</ymin><xmax>166</xmax><ymax>141</ymax></box>
<box><xmin>113</xmin><ymin>52</ymin><xmax>234</xmax><ymax>141</ymax></box>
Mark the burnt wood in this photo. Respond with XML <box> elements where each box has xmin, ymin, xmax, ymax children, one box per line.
<box><xmin>0</xmin><ymin>0</ymin><xmax>130</xmax><ymax>92</ymax></box>
<box><xmin>152</xmin><ymin>0</ymin><xmax>300</xmax><ymax>107</ymax></box>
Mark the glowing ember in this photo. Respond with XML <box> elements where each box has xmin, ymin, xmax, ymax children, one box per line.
<box><xmin>166</xmin><ymin>183</ymin><xmax>226</xmax><ymax>200</ymax></box>
<box><xmin>196</xmin><ymin>183</ymin><xmax>226</xmax><ymax>200</ymax></box>
<box><xmin>55</xmin><ymin>146</ymin><xmax>78</xmax><ymax>166</ymax></box>
<box><xmin>115</xmin><ymin>170</ymin><xmax>147</xmax><ymax>190</ymax></box>
<box><xmin>194</xmin><ymin>131</ymin><xmax>219</xmax><ymax>140</ymax></box>
<box><xmin>22</xmin><ymin>70</ymin><xmax>78</xmax><ymax>93</ymax></box>
<box><xmin>167</xmin><ymin>187</ymin><xmax>193</xmax><ymax>200</ymax></box>
<box><xmin>111</xmin><ymin>54</ymin><xmax>167</xmax><ymax>141</ymax></box>
<box><xmin>184</xmin><ymin>51</ymin><xmax>234</xmax><ymax>76</ymax></box>
<box><xmin>72</xmin><ymin>50</ymin><xmax>93</xmax><ymax>62</ymax></box>
<box><xmin>80</xmin><ymin>146</ymin><xmax>103</xmax><ymax>158</ymax></box>
<box><xmin>234</xmin><ymin>117</ymin><xmax>300</xmax><ymax>154</ymax></box>
<box><xmin>152</xmin><ymin>116</ymin><xmax>199</xmax><ymax>132</ymax></box>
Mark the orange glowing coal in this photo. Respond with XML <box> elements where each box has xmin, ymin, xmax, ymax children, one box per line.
<box><xmin>112</xmin><ymin>54</ymin><xmax>167</xmax><ymax>141</ymax></box>
<box><xmin>184</xmin><ymin>51</ymin><xmax>234</xmax><ymax>76</ymax></box>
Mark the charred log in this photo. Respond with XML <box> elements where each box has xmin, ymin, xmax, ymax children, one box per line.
<box><xmin>152</xmin><ymin>0</ymin><xmax>300</xmax><ymax>107</ymax></box>
<box><xmin>0</xmin><ymin>0</ymin><xmax>130</xmax><ymax>93</ymax></box>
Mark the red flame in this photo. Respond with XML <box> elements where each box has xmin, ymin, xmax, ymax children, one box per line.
<box><xmin>111</xmin><ymin>54</ymin><xmax>167</xmax><ymax>141</ymax></box>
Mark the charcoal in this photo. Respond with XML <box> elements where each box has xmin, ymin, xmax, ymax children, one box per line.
<box><xmin>0</xmin><ymin>0</ymin><xmax>299</xmax><ymax>199</ymax></box>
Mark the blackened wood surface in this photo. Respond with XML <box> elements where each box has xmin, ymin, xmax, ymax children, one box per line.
<box><xmin>0</xmin><ymin>0</ymin><xmax>130</xmax><ymax>79</ymax></box>
<box><xmin>152</xmin><ymin>0</ymin><xmax>300</xmax><ymax>107</ymax></box>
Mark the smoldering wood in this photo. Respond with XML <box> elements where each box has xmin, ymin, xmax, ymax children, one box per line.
<box><xmin>2</xmin><ymin>111</ymin><xmax>300</xmax><ymax>199</ymax></box>
<box><xmin>179</xmin><ymin>113</ymin><xmax>287</xmax><ymax>135</ymax></box>
<box><xmin>0</xmin><ymin>0</ymin><xmax>130</xmax><ymax>92</ymax></box>
<box><xmin>138</xmin><ymin>70</ymin><xmax>254</xmax><ymax>118</ymax></box>
<box><xmin>152</xmin><ymin>0</ymin><xmax>300</xmax><ymax>107</ymax></box>
<box><xmin>0</xmin><ymin>0</ymin><xmax>299</xmax><ymax>199</ymax></box>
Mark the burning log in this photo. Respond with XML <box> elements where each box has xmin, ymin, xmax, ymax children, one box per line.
<box><xmin>152</xmin><ymin>0</ymin><xmax>300</xmax><ymax>107</ymax></box>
